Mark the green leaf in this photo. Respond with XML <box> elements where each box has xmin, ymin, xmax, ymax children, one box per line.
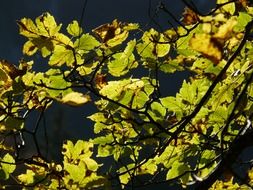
<box><xmin>234</xmin><ymin>12</ymin><xmax>252</xmax><ymax>32</ymax></box>
<box><xmin>93</xmin><ymin>135</ymin><xmax>114</xmax><ymax>146</ymax></box>
<box><xmin>97</xmin><ymin>145</ymin><xmax>114</xmax><ymax>157</ymax></box>
<box><xmin>0</xmin><ymin>117</ymin><xmax>24</xmax><ymax>131</ymax></box>
<box><xmin>176</xmin><ymin>26</ymin><xmax>199</xmax><ymax>56</ymax></box>
<box><xmin>136</xmin><ymin>28</ymin><xmax>170</xmax><ymax>59</ymax></box>
<box><xmin>166</xmin><ymin>160</ymin><xmax>190</xmax><ymax>184</ymax></box>
<box><xmin>131</xmin><ymin>91</ymin><xmax>149</xmax><ymax>109</ymax></box>
<box><xmin>139</xmin><ymin>159</ymin><xmax>157</xmax><ymax>175</ymax></box>
<box><xmin>48</xmin><ymin>45</ymin><xmax>74</xmax><ymax>66</ymax></box>
<box><xmin>74</xmin><ymin>33</ymin><xmax>100</xmax><ymax>53</ymax></box>
<box><xmin>62</xmin><ymin>140</ymin><xmax>94</xmax><ymax>160</ymax></box>
<box><xmin>108</xmin><ymin>40</ymin><xmax>137</xmax><ymax>76</ymax></box>
<box><xmin>67</xmin><ymin>20</ymin><xmax>83</xmax><ymax>37</ymax></box>
<box><xmin>35</xmin><ymin>12</ymin><xmax>61</xmax><ymax>36</ymax></box>
<box><xmin>179</xmin><ymin>79</ymin><xmax>209</xmax><ymax>105</ymax></box>
<box><xmin>64</xmin><ymin>162</ymin><xmax>86</xmax><ymax>182</ymax></box>
<box><xmin>0</xmin><ymin>153</ymin><xmax>15</xmax><ymax>180</ymax></box>
<box><xmin>159</xmin><ymin>60</ymin><xmax>183</xmax><ymax>73</ymax></box>
<box><xmin>83</xmin><ymin>158</ymin><xmax>98</xmax><ymax>172</ymax></box>
<box><xmin>118</xmin><ymin>163</ymin><xmax>135</xmax><ymax>187</ymax></box>
<box><xmin>160</xmin><ymin>96</ymin><xmax>185</xmax><ymax>119</ymax></box>
<box><xmin>18</xmin><ymin>170</ymin><xmax>35</xmax><ymax>185</ymax></box>
<box><xmin>99</xmin><ymin>79</ymin><xmax>130</xmax><ymax>100</ymax></box>
<box><xmin>148</xmin><ymin>101</ymin><xmax>166</xmax><ymax>121</ymax></box>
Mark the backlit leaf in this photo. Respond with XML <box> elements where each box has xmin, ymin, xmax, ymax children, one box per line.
<box><xmin>67</xmin><ymin>20</ymin><xmax>83</xmax><ymax>37</ymax></box>
<box><xmin>217</xmin><ymin>0</ymin><xmax>235</xmax><ymax>15</ymax></box>
<box><xmin>234</xmin><ymin>12</ymin><xmax>252</xmax><ymax>32</ymax></box>
<box><xmin>18</xmin><ymin>170</ymin><xmax>35</xmax><ymax>185</ymax></box>
<box><xmin>23</xmin><ymin>41</ymin><xmax>38</xmax><ymax>56</ymax></box>
<box><xmin>74</xmin><ymin>33</ymin><xmax>100</xmax><ymax>52</ymax></box>
<box><xmin>92</xmin><ymin>19</ymin><xmax>136</xmax><ymax>47</ymax></box>
<box><xmin>48</xmin><ymin>45</ymin><xmax>74</xmax><ymax>66</ymax></box>
<box><xmin>136</xmin><ymin>28</ymin><xmax>170</xmax><ymax>58</ymax></box>
<box><xmin>189</xmin><ymin>33</ymin><xmax>222</xmax><ymax>64</ymax></box>
<box><xmin>108</xmin><ymin>40</ymin><xmax>137</xmax><ymax>76</ymax></box>
<box><xmin>1</xmin><ymin>153</ymin><xmax>15</xmax><ymax>180</ymax></box>
<box><xmin>166</xmin><ymin>160</ymin><xmax>190</xmax><ymax>184</ymax></box>
<box><xmin>61</xmin><ymin>92</ymin><xmax>91</xmax><ymax>106</ymax></box>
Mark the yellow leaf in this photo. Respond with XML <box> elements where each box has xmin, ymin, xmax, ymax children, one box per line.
<box><xmin>17</xmin><ymin>18</ymin><xmax>38</xmax><ymax>38</ymax></box>
<box><xmin>92</xmin><ymin>19</ymin><xmax>137</xmax><ymax>47</ymax></box>
<box><xmin>61</xmin><ymin>92</ymin><xmax>91</xmax><ymax>106</ymax></box>
<box><xmin>18</xmin><ymin>170</ymin><xmax>35</xmax><ymax>185</ymax></box>
<box><xmin>23</xmin><ymin>41</ymin><xmax>38</xmax><ymax>56</ymax></box>
<box><xmin>217</xmin><ymin>0</ymin><xmax>235</xmax><ymax>15</ymax></box>
<box><xmin>67</xmin><ymin>20</ymin><xmax>83</xmax><ymax>37</ymax></box>
<box><xmin>189</xmin><ymin>33</ymin><xmax>222</xmax><ymax>64</ymax></box>
<box><xmin>214</xmin><ymin>18</ymin><xmax>237</xmax><ymax>40</ymax></box>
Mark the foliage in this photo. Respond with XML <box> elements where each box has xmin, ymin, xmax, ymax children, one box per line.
<box><xmin>1</xmin><ymin>0</ymin><xmax>253</xmax><ymax>189</ymax></box>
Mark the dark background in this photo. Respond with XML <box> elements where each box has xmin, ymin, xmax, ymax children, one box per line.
<box><xmin>0</xmin><ymin>1</ymin><xmax>213</xmax><ymax>189</ymax></box>
<box><xmin>0</xmin><ymin>0</ymin><xmax>188</xmax><ymax>148</ymax></box>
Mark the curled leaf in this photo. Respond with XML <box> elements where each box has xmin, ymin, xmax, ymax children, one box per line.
<box><xmin>92</xmin><ymin>19</ymin><xmax>137</xmax><ymax>47</ymax></box>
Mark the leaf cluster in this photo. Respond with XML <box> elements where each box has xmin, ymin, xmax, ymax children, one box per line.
<box><xmin>1</xmin><ymin>0</ymin><xmax>253</xmax><ymax>189</ymax></box>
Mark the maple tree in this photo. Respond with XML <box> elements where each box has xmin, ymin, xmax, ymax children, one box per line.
<box><xmin>1</xmin><ymin>0</ymin><xmax>253</xmax><ymax>189</ymax></box>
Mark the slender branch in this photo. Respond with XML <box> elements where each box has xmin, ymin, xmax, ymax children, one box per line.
<box><xmin>159</xmin><ymin>20</ymin><xmax>253</xmax><ymax>155</ymax></box>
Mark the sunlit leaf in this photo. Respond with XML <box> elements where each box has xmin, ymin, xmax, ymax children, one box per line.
<box><xmin>189</xmin><ymin>33</ymin><xmax>222</xmax><ymax>64</ymax></box>
<box><xmin>74</xmin><ymin>33</ymin><xmax>100</xmax><ymax>53</ymax></box>
<box><xmin>64</xmin><ymin>162</ymin><xmax>86</xmax><ymax>182</ymax></box>
<box><xmin>166</xmin><ymin>160</ymin><xmax>190</xmax><ymax>183</ymax></box>
<box><xmin>35</xmin><ymin>12</ymin><xmax>61</xmax><ymax>36</ymax></box>
<box><xmin>67</xmin><ymin>20</ymin><xmax>83</xmax><ymax>37</ymax></box>
<box><xmin>217</xmin><ymin>0</ymin><xmax>235</xmax><ymax>15</ymax></box>
<box><xmin>0</xmin><ymin>154</ymin><xmax>15</xmax><ymax>180</ymax></box>
<box><xmin>108</xmin><ymin>40</ymin><xmax>137</xmax><ymax>76</ymax></box>
<box><xmin>23</xmin><ymin>41</ymin><xmax>38</xmax><ymax>56</ymax></box>
<box><xmin>136</xmin><ymin>28</ymin><xmax>170</xmax><ymax>58</ymax></box>
<box><xmin>234</xmin><ymin>12</ymin><xmax>252</xmax><ymax>32</ymax></box>
<box><xmin>48</xmin><ymin>45</ymin><xmax>74</xmax><ymax>66</ymax></box>
<box><xmin>92</xmin><ymin>19</ymin><xmax>136</xmax><ymax>47</ymax></box>
<box><xmin>18</xmin><ymin>170</ymin><xmax>35</xmax><ymax>185</ymax></box>
<box><xmin>61</xmin><ymin>92</ymin><xmax>91</xmax><ymax>106</ymax></box>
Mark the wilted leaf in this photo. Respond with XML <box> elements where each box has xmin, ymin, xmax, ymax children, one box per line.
<box><xmin>23</xmin><ymin>41</ymin><xmax>38</xmax><ymax>56</ymax></box>
<box><xmin>92</xmin><ymin>19</ymin><xmax>137</xmax><ymax>47</ymax></box>
<box><xmin>182</xmin><ymin>7</ymin><xmax>199</xmax><ymax>25</ymax></box>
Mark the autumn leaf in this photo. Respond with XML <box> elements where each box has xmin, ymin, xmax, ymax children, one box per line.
<box><xmin>182</xmin><ymin>7</ymin><xmax>199</xmax><ymax>25</ymax></box>
<box><xmin>92</xmin><ymin>19</ymin><xmax>138</xmax><ymax>47</ymax></box>
<box><xmin>189</xmin><ymin>33</ymin><xmax>222</xmax><ymax>64</ymax></box>
<box><xmin>61</xmin><ymin>92</ymin><xmax>91</xmax><ymax>106</ymax></box>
